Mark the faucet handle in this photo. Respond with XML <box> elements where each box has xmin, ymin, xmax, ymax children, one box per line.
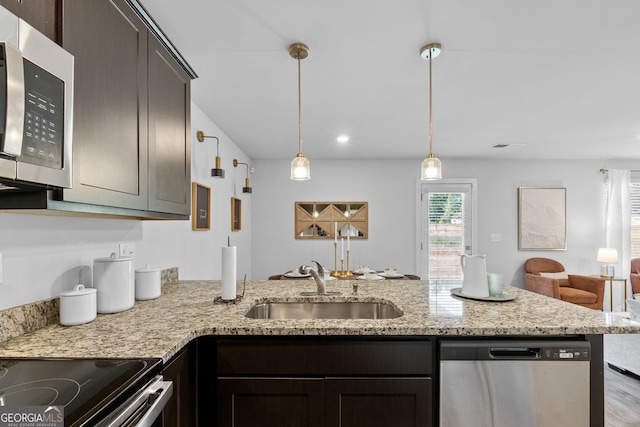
<box><xmin>352</xmin><ymin>282</ymin><xmax>359</xmax><ymax>296</ymax></box>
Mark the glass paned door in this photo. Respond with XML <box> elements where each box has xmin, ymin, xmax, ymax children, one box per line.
<box><xmin>420</xmin><ymin>182</ymin><xmax>475</xmax><ymax>280</ymax></box>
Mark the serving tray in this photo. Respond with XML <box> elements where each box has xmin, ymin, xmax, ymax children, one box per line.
<box><xmin>450</xmin><ymin>287</ymin><xmax>516</xmax><ymax>302</ymax></box>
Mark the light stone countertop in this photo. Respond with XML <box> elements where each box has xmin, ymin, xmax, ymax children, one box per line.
<box><xmin>0</xmin><ymin>279</ymin><xmax>638</xmax><ymax>363</ymax></box>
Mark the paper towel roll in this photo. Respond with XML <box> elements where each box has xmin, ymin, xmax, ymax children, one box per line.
<box><xmin>221</xmin><ymin>246</ymin><xmax>237</xmax><ymax>300</ymax></box>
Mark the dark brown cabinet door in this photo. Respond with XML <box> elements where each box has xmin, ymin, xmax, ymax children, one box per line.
<box><xmin>147</xmin><ymin>34</ymin><xmax>191</xmax><ymax>215</ymax></box>
<box><xmin>61</xmin><ymin>0</ymin><xmax>148</xmax><ymax>210</ymax></box>
<box><xmin>0</xmin><ymin>0</ymin><xmax>59</xmax><ymax>41</ymax></box>
<box><xmin>217</xmin><ymin>378</ymin><xmax>324</xmax><ymax>427</ymax></box>
<box><xmin>325</xmin><ymin>378</ymin><xmax>432</xmax><ymax>427</ymax></box>
<box><xmin>163</xmin><ymin>344</ymin><xmax>198</xmax><ymax>426</ymax></box>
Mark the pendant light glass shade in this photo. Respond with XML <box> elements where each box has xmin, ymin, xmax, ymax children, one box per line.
<box><xmin>421</xmin><ymin>154</ymin><xmax>442</xmax><ymax>180</ymax></box>
<box><xmin>289</xmin><ymin>43</ymin><xmax>311</xmax><ymax>181</ymax></box>
<box><xmin>291</xmin><ymin>154</ymin><xmax>310</xmax><ymax>180</ymax></box>
<box><xmin>420</xmin><ymin>43</ymin><xmax>442</xmax><ymax>181</ymax></box>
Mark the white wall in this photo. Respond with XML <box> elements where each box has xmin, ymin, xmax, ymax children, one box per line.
<box><xmin>0</xmin><ymin>103</ymin><xmax>252</xmax><ymax>310</ymax></box>
<box><xmin>250</xmin><ymin>158</ymin><xmax>638</xmax><ymax>288</ymax></box>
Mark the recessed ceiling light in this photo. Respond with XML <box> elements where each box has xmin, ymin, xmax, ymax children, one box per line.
<box><xmin>337</xmin><ymin>135</ymin><xmax>350</xmax><ymax>143</ymax></box>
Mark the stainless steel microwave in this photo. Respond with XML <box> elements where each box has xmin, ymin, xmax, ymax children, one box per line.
<box><xmin>0</xmin><ymin>8</ymin><xmax>73</xmax><ymax>190</ymax></box>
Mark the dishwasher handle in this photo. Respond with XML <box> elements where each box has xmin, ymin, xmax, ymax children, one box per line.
<box><xmin>489</xmin><ymin>347</ymin><xmax>540</xmax><ymax>359</ymax></box>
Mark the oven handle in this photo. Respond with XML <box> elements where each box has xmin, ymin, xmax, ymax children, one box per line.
<box><xmin>127</xmin><ymin>380</ymin><xmax>173</xmax><ymax>427</ymax></box>
<box><xmin>98</xmin><ymin>376</ymin><xmax>173</xmax><ymax>427</ymax></box>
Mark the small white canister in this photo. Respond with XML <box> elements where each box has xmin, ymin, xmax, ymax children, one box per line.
<box><xmin>94</xmin><ymin>253</ymin><xmax>135</xmax><ymax>313</ymax></box>
<box><xmin>60</xmin><ymin>284</ymin><xmax>97</xmax><ymax>326</ymax></box>
<box><xmin>135</xmin><ymin>264</ymin><xmax>162</xmax><ymax>301</ymax></box>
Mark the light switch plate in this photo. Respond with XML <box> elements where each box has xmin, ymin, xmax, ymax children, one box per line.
<box><xmin>490</xmin><ymin>234</ymin><xmax>502</xmax><ymax>243</ymax></box>
<box><xmin>118</xmin><ymin>243</ymin><xmax>135</xmax><ymax>258</ymax></box>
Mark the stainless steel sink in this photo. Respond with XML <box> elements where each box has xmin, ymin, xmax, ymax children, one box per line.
<box><xmin>244</xmin><ymin>300</ymin><xmax>403</xmax><ymax>320</ymax></box>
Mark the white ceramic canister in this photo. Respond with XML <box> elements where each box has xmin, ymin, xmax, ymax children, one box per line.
<box><xmin>93</xmin><ymin>253</ymin><xmax>135</xmax><ymax>313</ymax></box>
<box><xmin>59</xmin><ymin>284</ymin><xmax>97</xmax><ymax>326</ymax></box>
<box><xmin>135</xmin><ymin>264</ymin><xmax>162</xmax><ymax>300</ymax></box>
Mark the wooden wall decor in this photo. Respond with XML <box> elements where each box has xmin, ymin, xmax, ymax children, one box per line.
<box><xmin>192</xmin><ymin>182</ymin><xmax>210</xmax><ymax>230</ymax></box>
<box><xmin>295</xmin><ymin>202</ymin><xmax>368</xmax><ymax>239</ymax></box>
<box><xmin>231</xmin><ymin>197</ymin><xmax>242</xmax><ymax>231</ymax></box>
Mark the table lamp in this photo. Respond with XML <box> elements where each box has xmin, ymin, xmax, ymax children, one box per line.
<box><xmin>597</xmin><ymin>248</ymin><xmax>618</xmax><ymax>278</ymax></box>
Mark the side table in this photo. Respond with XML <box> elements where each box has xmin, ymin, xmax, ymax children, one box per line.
<box><xmin>604</xmin><ymin>277</ymin><xmax>628</xmax><ymax>312</ymax></box>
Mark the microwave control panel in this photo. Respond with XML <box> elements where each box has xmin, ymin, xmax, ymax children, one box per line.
<box><xmin>21</xmin><ymin>58</ymin><xmax>64</xmax><ymax>170</ymax></box>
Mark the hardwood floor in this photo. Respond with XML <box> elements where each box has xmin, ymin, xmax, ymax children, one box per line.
<box><xmin>605</xmin><ymin>363</ymin><xmax>640</xmax><ymax>426</ymax></box>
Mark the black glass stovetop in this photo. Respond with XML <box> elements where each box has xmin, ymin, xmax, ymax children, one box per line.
<box><xmin>0</xmin><ymin>357</ymin><xmax>162</xmax><ymax>426</ymax></box>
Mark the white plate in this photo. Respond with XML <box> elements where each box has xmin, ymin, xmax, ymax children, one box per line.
<box><xmin>284</xmin><ymin>271</ymin><xmax>311</xmax><ymax>278</ymax></box>
<box><xmin>357</xmin><ymin>275</ymin><xmax>384</xmax><ymax>281</ymax></box>
<box><xmin>353</xmin><ymin>268</ymin><xmax>375</xmax><ymax>275</ymax></box>
<box><xmin>378</xmin><ymin>272</ymin><xmax>404</xmax><ymax>279</ymax></box>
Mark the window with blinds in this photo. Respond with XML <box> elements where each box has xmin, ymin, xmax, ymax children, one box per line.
<box><xmin>631</xmin><ymin>181</ymin><xmax>640</xmax><ymax>258</ymax></box>
<box><xmin>604</xmin><ymin>173</ymin><xmax>640</xmax><ymax>258</ymax></box>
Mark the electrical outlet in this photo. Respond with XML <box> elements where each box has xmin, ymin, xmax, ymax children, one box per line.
<box><xmin>118</xmin><ymin>243</ymin><xmax>135</xmax><ymax>258</ymax></box>
<box><xmin>490</xmin><ymin>234</ymin><xmax>502</xmax><ymax>243</ymax></box>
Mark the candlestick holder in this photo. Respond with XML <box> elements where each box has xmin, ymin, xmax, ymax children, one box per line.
<box><xmin>331</xmin><ymin>242</ymin><xmax>340</xmax><ymax>277</ymax></box>
<box><xmin>345</xmin><ymin>250</ymin><xmax>352</xmax><ymax>276</ymax></box>
<box><xmin>340</xmin><ymin>259</ymin><xmax>347</xmax><ymax>277</ymax></box>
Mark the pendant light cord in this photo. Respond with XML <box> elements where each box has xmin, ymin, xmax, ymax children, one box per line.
<box><xmin>428</xmin><ymin>50</ymin><xmax>433</xmax><ymax>156</ymax></box>
<box><xmin>297</xmin><ymin>53</ymin><xmax>303</xmax><ymax>155</ymax></box>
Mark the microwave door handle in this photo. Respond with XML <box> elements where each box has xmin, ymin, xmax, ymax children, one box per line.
<box><xmin>2</xmin><ymin>41</ymin><xmax>25</xmax><ymax>157</ymax></box>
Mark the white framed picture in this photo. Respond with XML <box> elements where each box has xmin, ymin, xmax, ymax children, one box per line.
<box><xmin>518</xmin><ymin>187</ymin><xmax>566</xmax><ymax>250</ymax></box>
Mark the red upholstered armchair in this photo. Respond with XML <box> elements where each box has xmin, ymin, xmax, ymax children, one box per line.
<box><xmin>631</xmin><ymin>258</ymin><xmax>640</xmax><ymax>294</ymax></box>
<box><xmin>524</xmin><ymin>257</ymin><xmax>605</xmax><ymax>310</ymax></box>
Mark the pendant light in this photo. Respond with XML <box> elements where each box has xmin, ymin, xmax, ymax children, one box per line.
<box><xmin>233</xmin><ymin>159</ymin><xmax>252</xmax><ymax>193</ymax></box>
<box><xmin>196</xmin><ymin>131</ymin><xmax>225</xmax><ymax>178</ymax></box>
<box><xmin>420</xmin><ymin>43</ymin><xmax>442</xmax><ymax>181</ymax></box>
<box><xmin>289</xmin><ymin>43</ymin><xmax>311</xmax><ymax>180</ymax></box>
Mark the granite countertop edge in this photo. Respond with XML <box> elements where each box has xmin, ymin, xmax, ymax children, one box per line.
<box><xmin>0</xmin><ymin>280</ymin><xmax>638</xmax><ymax>363</ymax></box>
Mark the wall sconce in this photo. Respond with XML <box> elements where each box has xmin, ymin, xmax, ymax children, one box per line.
<box><xmin>233</xmin><ymin>159</ymin><xmax>252</xmax><ymax>193</ymax></box>
<box><xmin>196</xmin><ymin>130</ymin><xmax>225</xmax><ymax>178</ymax></box>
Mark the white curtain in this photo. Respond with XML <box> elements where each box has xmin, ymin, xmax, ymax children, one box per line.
<box><xmin>605</xmin><ymin>169</ymin><xmax>631</xmax><ymax>287</ymax></box>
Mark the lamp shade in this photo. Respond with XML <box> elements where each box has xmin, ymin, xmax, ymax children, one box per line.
<box><xmin>597</xmin><ymin>248</ymin><xmax>618</xmax><ymax>263</ymax></box>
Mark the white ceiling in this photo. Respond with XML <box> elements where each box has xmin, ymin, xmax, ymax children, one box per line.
<box><xmin>140</xmin><ymin>0</ymin><xmax>640</xmax><ymax>161</ymax></box>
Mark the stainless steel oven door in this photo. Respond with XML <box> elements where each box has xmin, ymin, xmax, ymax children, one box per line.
<box><xmin>94</xmin><ymin>376</ymin><xmax>173</xmax><ymax>427</ymax></box>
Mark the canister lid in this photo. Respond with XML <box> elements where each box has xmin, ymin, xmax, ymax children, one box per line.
<box><xmin>136</xmin><ymin>264</ymin><xmax>162</xmax><ymax>273</ymax></box>
<box><xmin>60</xmin><ymin>284</ymin><xmax>97</xmax><ymax>297</ymax></box>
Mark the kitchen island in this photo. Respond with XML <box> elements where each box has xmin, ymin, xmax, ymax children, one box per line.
<box><xmin>1</xmin><ymin>279</ymin><xmax>638</xmax><ymax>427</ymax></box>
<box><xmin>0</xmin><ymin>279</ymin><xmax>636</xmax><ymax>360</ymax></box>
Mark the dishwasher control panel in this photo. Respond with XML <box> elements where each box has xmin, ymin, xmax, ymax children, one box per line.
<box><xmin>440</xmin><ymin>339</ymin><xmax>591</xmax><ymax>361</ymax></box>
<box><xmin>547</xmin><ymin>347</ymin><xmax>590</xmax><ymax>360</ymax></box>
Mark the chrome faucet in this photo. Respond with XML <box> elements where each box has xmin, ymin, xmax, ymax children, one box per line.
<box><xmin>298</xmin><ymin>260</ymin><xmax>341</xmax><ymax>296</ymax></box>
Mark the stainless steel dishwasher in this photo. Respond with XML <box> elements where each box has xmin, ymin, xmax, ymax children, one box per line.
<box><xmin>439</xmin><ymin>339</ymin><xmax>590</xmax><ymax>427</ymax></box>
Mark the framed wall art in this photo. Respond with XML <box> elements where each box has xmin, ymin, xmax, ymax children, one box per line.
<box><xmin>518</xmin><ymin>187</ymin><xmax>566</xmax><ymax>250</ymax></box>
<box><xmin>294</xmin><ymin>201</ymin><xmax>368</xmax><ymax>239</ymax></box>
<box><xmin>192</xmin><ymin>182</ymin><xmax>211</xmax><ymax>231</ymax></box>
<box><xmin>231</xmin><ymin>197</ymin><xmax>242</xmax><ymax>231</ymax></box>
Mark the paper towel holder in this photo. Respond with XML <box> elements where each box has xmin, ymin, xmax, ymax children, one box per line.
<box><xmin>214</xmin><ymin>273</ymin><xmax>247</xmax><ymax>304</ymax></box>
